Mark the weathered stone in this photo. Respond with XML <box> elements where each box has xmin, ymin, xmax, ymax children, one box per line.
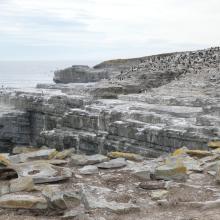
<box><xmin>208</xmin><ymin>141</ymin><xmax>220</xmax><ymax>149</ymax></box>
<box><xmin>12</xmin><ymin>146</ymin><xmax>39</xmax><ymax>154</ymax></box>
<box><xmin>108</xmin><ymin>151</ymin><xmax>143</xmax><ymax>161</ymax></box>
<box><xmin>155</xmin><ymin>163</ymin><xmax>187</xmax><ymax>181</ymax></box>
<box><xmin>70</xmin><ymin>154</ymin><xmax>109</xmax><ymax>166</ymax></box>
<box><xmin>42</xmin><ymin>185</ymin><xmax>67</xmax><ymax>210</ymax></box>
<box><xmin>9</xmin><ymin>149</ymin><xmax>58</xmax><ymax>163</ymax></box>
<box><xmin>133</xmin><ymin>170</ymin><xmax>151</xmax><ymax>181</ymax></box>
<box><xmin>0</xmin><ymin>194</ymin><xmax>48</xmax><ymax>209</ymax></box>
<box><xmin>81</xmin><ymin>185</ymin><xmax>140</xmax><ymax>214</ymax></box>
<box><xmin>14</xmin><ymin>161</ymin><xmax>72</xmax><ymax>184</ymax></box>
<box><xmin>0</xmin><ymin>154</ymin><xmax>11</xmax><ymax>166</ymax></box>
<box><xmin>62</xmin><ymin>210</ymin><xmax>86</xmax><ymax>220</ymax></box>
<box><xmin>0</xmin><ymin>183</ymin><xmax>10</xmax><ymax>195</ymax></box>
<box><xmin>79</xmin><ymin>165</ymin><xmax>99</xmax><ymax>175</ymax></box>
<box><xmin>97</xmin><ymin>158</ymin><xmax>127</xmax><ymax>169</ymax></box>
<box><xmin>185</xmin><ymin>150</ymin><xmax>213</xmax><ymax>158</ymax></box>
<box><xmin>55</xmin><ymin>148</ymin><xmax>75</xmax><ymax>160</ymax></box>
<box><xmin>9</xmin><ymin>176</ymin><xmax>34</xmax><ymax>193</ymax></box>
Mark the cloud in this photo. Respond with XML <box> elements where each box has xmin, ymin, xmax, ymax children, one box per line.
<box><xmin>0</xmin><ymin>0</ymin><xmax>219</xmax><ymax>60</ymax></box>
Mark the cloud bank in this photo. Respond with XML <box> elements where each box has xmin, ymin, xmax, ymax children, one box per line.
<box><xmin>0</xmin><ymin>0</ymin><xmax>220</xmax><ymax>60</ymax></box>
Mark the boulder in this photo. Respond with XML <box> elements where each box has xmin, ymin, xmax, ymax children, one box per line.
<box><xmin>97</xmin><ymin>158</ymin><xmax>127</xmax><ymax>169</ymax></box>
<box><xmin>0</xmin><ymin>194</ymin><xmax>48</xmax><ymax>209</ymax></box>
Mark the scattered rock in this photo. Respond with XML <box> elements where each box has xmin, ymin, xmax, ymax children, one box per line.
<box><xmin>79</xmin><ymin>165</ymin><xmax>99</xmax><ymax>175</ymax></box>
<box><xmin>97</xmin><ymin>158</ymin><xmax>127</xmax><ymax>169</ymax></box>
<box><xmin>208</xmin><ymin>141</ymin><xmax>220</xmax><ymax>149</ymax></box>
<box><xmin>186</xmin><ymin>150</ymin><xmax>213</xmax><ymax>158</ymax></box>
<box><xmin>14</xmin><ymin>161</ymin><xmax>72</xmax><ymax>184</ymax></box>
<box><xmin>9</xmin><ymin>176</ymin><xmax>34</xmax><ymax>193</ymax></box>
<box><xmin>55</xmin><ymin>148</ymin><xmax>75</xmax><ymax>160</ymax></box>
<box><xmin>81</xmin><ymin>185</ymin><xmax>139</xmax><ymax>214</ymax></box>
<box><xmin>108</xmin><ymin>151</ymin><xmax>143</xmax><ymax>161</ymax></box>
<box><xmin>155</xmin><ymin>163</ymin><xmax>187</xmax><ymax>181</ymax></box>
<box><xmin>70</xmin><ymin>154</ymin><xmax>109</xmax><ymax>166</ymax></box>
<box><xmin>9</xmin><ymin>149</ymin><xmax>58</xmax><ymax>163</ymax></box>
<box><xmin>0</xmin><ymin>194</ymin><xmax>48</xmax><ymax>209</ymax></box>
<box><xmin>133</xmin><ymin>170</ymin><xmax>151</xmax><ymax>181</ymax></box>
<box><xmin>12</xmin><ymin>146</ymin><xmax>39</xmax><ymax>154</ymax></box>
<box><xmin>42</xmin><ymin>185</ymin><xmax>67</xmax><ymax>210</ymax></box>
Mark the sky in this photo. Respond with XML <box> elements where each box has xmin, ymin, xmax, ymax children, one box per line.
<box><xmin>0</xmin><ymin>0</ymin><xmax>220</xmax><ymax>61</ymax></box>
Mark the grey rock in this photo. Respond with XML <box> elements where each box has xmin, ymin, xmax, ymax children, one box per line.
<box><xmin>70</xmin><ymin>154</ymin><xmax>109</xmax><ymax>166</ymax></box>
<box><xmin>79</xmin><ymin>165</ymin><xmax>99</xmax><ymax>175</ymax></box>
<box><xmin>81</xmin><ymin>185</ymin><xmax>140</xmax><ymax>214</ymax></box>
<box><xmin>97</xmin><ymin>158</ymin><xmax>127</xmax><ymax>169</ymax></box>
<box><xmin>14</xmin><ymin>161</ymin><xmax>72</xmax><ymax>184</ymax></box>
<box><xmin>9</xmin><ymin>149</ymin><xmax>57</xmax><ymax>163</ymax></box>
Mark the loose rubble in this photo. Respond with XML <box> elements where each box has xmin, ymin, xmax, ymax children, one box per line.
<box><xmin>0</xmin><ymin>144</ymin><xmax>218</xmax><ymax>219</ymax></box>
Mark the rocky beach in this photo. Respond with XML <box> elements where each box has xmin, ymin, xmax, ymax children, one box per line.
<box><xmin>0</xmin><ymin>47</ymin><xmax>220</xmax><ymax>219</ymax></box>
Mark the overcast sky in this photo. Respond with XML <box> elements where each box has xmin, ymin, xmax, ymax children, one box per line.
<box><xmin>0</xmin><ymin>0</ymin><xmax>219</xmax><ymax>61</ymax></box>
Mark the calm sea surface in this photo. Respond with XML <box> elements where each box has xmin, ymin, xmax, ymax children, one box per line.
<box><xmin>0</xmin><ymin>60</ymin><xmax>98</xmax><ymax>88</ymax></box>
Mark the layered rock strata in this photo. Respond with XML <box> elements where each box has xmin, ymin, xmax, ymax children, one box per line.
<box><xmin>0</xmin><ymin>47</ymin><xmax>220</xmax><ymax>156</ymax></box>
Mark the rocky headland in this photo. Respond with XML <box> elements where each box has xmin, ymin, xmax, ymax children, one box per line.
<box><xmin>0</xmin><ymin>47</ymin><xmax>220</xmax><ymax>219</ymax></box>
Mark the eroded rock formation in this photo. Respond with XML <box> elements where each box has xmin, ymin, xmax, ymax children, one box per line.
<box><xmin>0</xmin><ymin>47</ymin><xmax>220</xmax><ymax>156</ymax></box>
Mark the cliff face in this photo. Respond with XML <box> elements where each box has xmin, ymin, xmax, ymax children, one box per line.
<box><xmin>0</xmin><ymin>47</ymin><xmax>220</xmax><ymax>155</ymax></box>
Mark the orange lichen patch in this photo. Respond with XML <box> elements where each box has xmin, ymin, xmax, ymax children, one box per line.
<box><xmin>185</xmin><ymin>150</ymin><xmax>212</xmax><ymax>158</ymax></box>
<box><xmin>208</xmin><ymin>141</ymin><xmax>220</xmax><ymax>149</ymax></box>
<box><xmin>108</xmin><ymin>151</ymin><xmax>143</xmax><ymax>161</ymax></box>
<box><xmin>0</xmin><ymin>154</ymin><xmax>11</xmax><ymax>166</ymax></box>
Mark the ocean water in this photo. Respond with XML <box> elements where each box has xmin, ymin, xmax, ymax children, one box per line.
<box><xmin>0</xmin><ymin>60</ymin><xmax>98</xmax><ymax>88</ymax></box>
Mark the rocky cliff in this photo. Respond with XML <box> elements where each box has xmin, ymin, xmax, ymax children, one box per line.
<box><xmin>0</xmin><ymin>47</ymin><xmax>220</xmax><ymax>155</ymax></box>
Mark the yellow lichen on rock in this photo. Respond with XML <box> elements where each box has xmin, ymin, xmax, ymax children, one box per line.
<box><xmin>185</xmin><ymin>150</ymin><xmax>212</xmax><ymax>158</ymax></box>
<box><xmin>172</xmin><ymin>147</ymin><xmax>188</xmax><ymax>156</ymax></box>
<box><xmin>0</xmin><ymin>154</ymin><xmax>11</xmax><ymax>166</ymax></box>
<box><xmin>54</xmin><ymin>148</ymin><xmax>75</xmax><ymax>160</ymax></box>
<box><xmin>107</xmin><ymin>151</ymin><xmax>143</xmax><ymax>161</ymax></box>
<box><xmin>208</xmin><ymin>141</ymin><xmax>220</xmax><ymax>149</ymax></box>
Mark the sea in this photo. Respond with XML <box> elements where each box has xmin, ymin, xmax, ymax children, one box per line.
<box><xmin>0</xmin><ymin>60</ymin><xmax>98</xmax><ymax>88</ymax></box>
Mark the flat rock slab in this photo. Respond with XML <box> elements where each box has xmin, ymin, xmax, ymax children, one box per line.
<box><xmin>97</xmin><ymin>158</ymin><xmax>127</xmax><ymax>169</ymax></box>
<box><xmin>70</xmin><ymin>154</ymin><xmax>109</xmax><ymax>166</ymax></box>
<box><xmin>9</xmin><ymin>149</ymin><xmax>57</xmax><ymax>163</ymax></box>
<box><xmin>14</xmin><ymin>161</ymin><xmax>72</xmax><ymax>184</ymax></box>
<box><xmin>0</xmin><ymin>194</ymin><xmax>48</xmax><ymax>209</ymax></box>
<box><xmin>79</xmin><ymin>165</ymin><xmax>99</xmax><ymax>175</ymax></box>
<box><xmin>81</xmin><ymin>185</ymin><xmax>139</xmax><ymax>214</ymax></box>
